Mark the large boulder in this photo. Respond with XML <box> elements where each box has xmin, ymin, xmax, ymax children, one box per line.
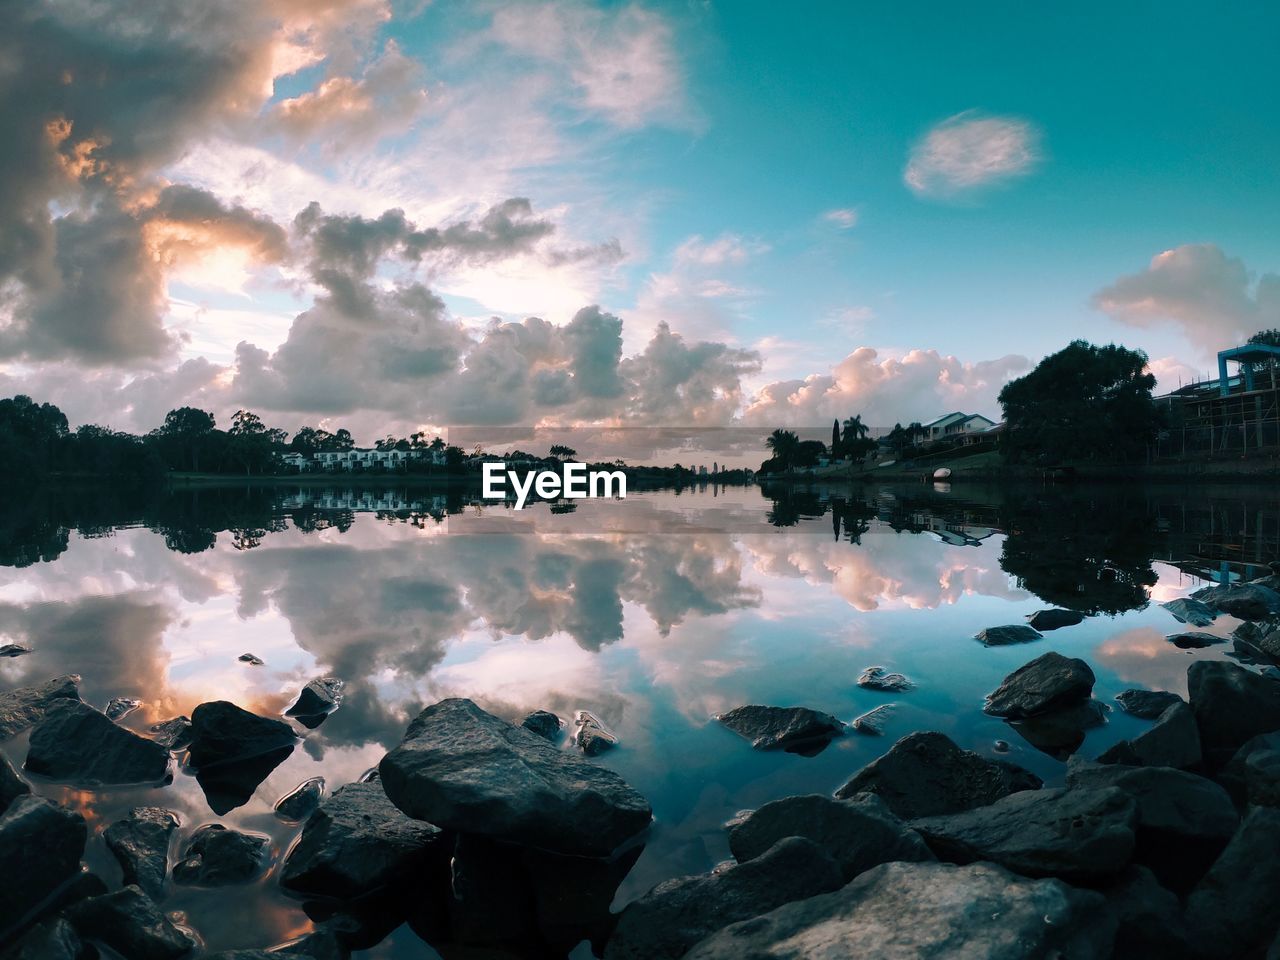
<box><xmin>0</xmin><ymin>751</ymin><xmax>30</xmax><ymax>814</ymax></box>
<box><xmin>1097</xmin><ymin>701</ymin><xmax>1202</xmax><ymax>770</ymax></box>
<box><xmin>974</xmin><ymin>624</ymin><xmax>1042</xmax><ymax>646</ymax></box>
<box><xmin>25</xmin><ymin>700</ymin><xmax>171</xmax><ymax>785</ymax></box>
<box><xmin>1185</xmin><ymin>807</ymin><xmax>1280</xmax><ymax>958</ymax></box>
<box><xmin>103</xmin><ymin>807</ymin><xmax>179</xmax><ymax>900</ymax></box>
<box><xmin>280</xmin><ymin>781</ymin><xmax>444</xmax><ymax>901</ymax></box>
<box><xmin>983</xmin><ymin>652</ymin><xmax>1095</xmax><ymax>719</ymax></box>
<box><xmin>0</xmin><ymin>675</ymin><xmax>80</xmax><ymax>740</ymax></box>
<box><xmin>604</xmin><ymin>836</ymin><xmax>843</xmax><ymax>960</ymax></box>
<box><xmin>187</xmin><ymin>700</ymin><xmax>298</xmax><ymax>767</ymax></box>
<box><xmin>834</xmin><ymin>731</ymin><xmax>1041</xmax><ymax>819</ymax></box>
<box><xmin>716</xmin><ymin>705</ymin><xmax>844</xmax><ymax>752</ymax></box>
<box><xmin>910</xmin><ymin>786</ymin><xmax>1137</xmax><ymax>881</ymax></box>
<box><xmin>2</xmin><ymin>918</ymin><xmax>85</xmax><ymax>960</ymax></box>
<box><xmin>64</xmin><ymin>884</ymin><xmax>196</xmax><ymax>960</ymax></box>
<box><xmin>1115</xmin><ymin>689</ymin><xmax>1184</xmax><ymax>719</ymax></box>
<box><xmin>0</xmin><ymin>795</ymin><xmax>86</xmax><ymax>927</ymax></box>
<box><xmin>1188</xmin><ymin>660</ymin><xmax>1280</xmax><ymax>767</ymax></box>
<box><xmin>1192</xmin><ymin>581</ymin><xmax>1280</xmax><ymax>620</ymax></box>
<box><xmin>682</xmin><ymin>861</ymin><xmax>1114</xmax><ymax>960</ymax></box>
<box><xmin>379</xmin><ymin>698</ymin><xmax>652</xmax><ymax>858</ymax></box>
<box><xmin>728</xmin><ymin>793</ymin><xmax>933</xmax><ymax>881</ymax></box>
<box><xmin>173</xmin><ymin>824</ymin><xmax>269</xmax><ymax>885</ymax></box>
<box><xmin>1096</xmin><ymin>866</ymin><xmax>1191</xmax><ymax>958</ymax></box>
<box><xmin>1161</xmin><ymin>597</ymin><xmax>1217</xmax><ymax>627</ymax></box>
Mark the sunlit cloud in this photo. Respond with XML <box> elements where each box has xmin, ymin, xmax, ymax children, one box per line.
<box><xmin>904</xmin><ymin>111</ymin><xmax>1041</xmax><ymax>198</ymax></box>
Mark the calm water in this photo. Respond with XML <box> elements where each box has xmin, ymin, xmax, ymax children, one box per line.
<box><xmin>2</xmin><ymin>479</ymin><xmax>1277</xmax><ymax>956</ymax></box>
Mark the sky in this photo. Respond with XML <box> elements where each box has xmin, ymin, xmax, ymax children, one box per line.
<box><xmin>2</xmin><ymin>0</ymin><xmax>1278</xmax><ymax>446</ymax></box>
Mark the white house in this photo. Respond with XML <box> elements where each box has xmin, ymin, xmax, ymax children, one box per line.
<box><xmin>917</xmin><ymin>412</ymin><xmax>997</xmax><ymax>444</ymax></box>
<box><xmin>296</xmin><ymin>447</ymin><xmax>447</xmax><ymax>472</ymax></box>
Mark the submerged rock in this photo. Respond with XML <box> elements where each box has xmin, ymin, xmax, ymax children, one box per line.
<box><xmin>1115</xmin><ymin>688</ymin><xmax>1184</xmax><ymax>719</ymax></box>
<box><xmin>911</xmin><ymin>786</ymin><xmax>1137</xmax><ymax>881</ymax></box>
<box><xmin>379</xmin><ymin>698</ymin><xmax>652</xmax><ymax>858</ymax></box>
<box><xmin>195</xmin><ymin>746</ymin><xmax>294</xmax><ymax>815</ymax></box>
<box><xmin>1</xmin><ymin>751</ymin><xmax>30</xmax><ymax>814</ymax></box>
<box><xmin>851</xmin><ymin>703</ymin><xmax>895</xmax><ymax>735</ymax></box>
<box><xmin>105</xmin><ymin>696</ymin><xmax>143</xmax><ymax>721</ymax></box>
<box><xmin>275</xmin><ymin>776</ymin><xmax>325</xmax><ymax>822</ymax></box>
<box><xmin>519</xmin><ymin>709</ymin><xmax>562</xmax><ymax>741</ymax></box>
<box><xmin>280</xmin><ymin>781</ymin><xmax>443</xmax><ymax>901</ymax></box>
<box><xmin>187</xmin><ymin>700</ymin><xmax>298</xmax><ymax>767</ymax></box>
<box><xmin>0</xmin><ymin>795</ymin><xmax>86</xmax><ymax>926</ymax></box>
<box><xmin>0</xmin><ymin>643</ymin><xmax>31</xmax><ymax>658</ymax></box>
<box><xmin>573</xmin><ymin>710</ymin><xmax>618</xmax><ymax>756</ymax></box>
<box><xmin>1098</xmin><ymin>701</ymin><xmax>1201</xmax><ymax>770</ymax></box>
<box><xmin>26</xmin><ymin>699</ymin><xmax>171</xmax><ymax>785</ymax></box>
<box><xmin>285</xmin><ymin>678</ymin><xmax>345</xmax><ymax>729</ymax></box>
<box><xmin>148</xmin><ymin>716</ymin><xmax>193</xmax><ymax>751</ymax></box>
<box><xmin>728</xmin><ymin>793</ymin><xmax>933</xmax><ymax>881</ymax></box>
<box><xmin>1026</xmin><ymin>608</ymin><xmax>1085</xmax><ymax>631</ymax></box>
<box><xmin>682</xmin><ymin>861</ymin><xmax>1114</xmax><ymax>960</ymax></box>
<box><xmin>1162</xmin><ymin>596</ymin><xmax>1218</xmax><ymax>627</ymax></box>
<box><xmin>1188</xmin><ymin>660</ymin><xmax>1280</xmax><ymax>767</ymax></box>
<box><xmin>1185</xmin><ymin>807</ymin><xmax>1280</xmax><ymax>958</ymax></box>
<box><xmin>1167</xmin><ymin>630</ymin><xmax>1224</xmax><ymax>649</ymax></box>
<box><xmin>983</xmin><ymin>651</ymin><xmax>1095</xmax><ymax>719</ymax></box>
<box><xmin>974</xmin><ymin>624</ymin><xmax>1042</xmax><ymax>646</ymax></box>
<box><xmin>856</xmin><ymin>666</ymin><xmax>913</xmax><ymax>692</ymax></box>
<box><xmin>1192</xmin><ymin>581</ymin><xmax>1280</xmax><ymax>620</ymax></box>
<box><xmin>173</xmin><ymin>824</ymin><xmax>269</xmax><ymax>886</ymax></box>
<box><xmin>834</xmin><ymin>731</ymin><xmax>1041</xmax><ymax>819</ymax></box>
<box><xmin>238</xmin><ymin>652</ymin><xmax>265</xmax><ymax>665</ymax></box>
<box><xmin>604</xmin><ymin>836</ymin><xmax>843</xmax><ymax>960</ymax></box>
<box><xmin>103</xmin><ymin>807</ymin><xmax>179</xmax><ymax>901</ymax></box>
<box><xmin>0</xmin><ymin>674</ymin><xmax>80</xmax><ymax>741</ymax></box>
<box><xmin>64</xmin><ymin>884</ymin><xmax>196</xmax><ymax>960</ymax></box>
<box><xmin>1006</xmin><ymin>698</ymin><xmax>1108</xmax><ymax>759</ymax></box>
<box><xmin>716</xmin><ymin>704</ymin><xmax>844</xmax><ymax>753</ymax></box>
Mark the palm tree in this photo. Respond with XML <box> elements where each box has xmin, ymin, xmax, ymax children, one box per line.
<box><xmin>766</xmin><ymin>428</ymin><xmax>801</xmax><ymax>467</ymax></box>
<box><xmin>842</xmin><ymin>415</ymin><xmax>869</xmax><ymax>444</ymax></box>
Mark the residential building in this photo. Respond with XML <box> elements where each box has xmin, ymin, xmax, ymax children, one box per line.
<box><xmin>917</xmin><ymin>412</ymin><xmax>997</xmax><ymax>444</ymax></box>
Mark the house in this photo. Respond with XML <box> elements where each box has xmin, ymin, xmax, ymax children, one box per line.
<box><xmin>302</xmin><ymin>447</ymin><xmax>447</xmax><ymax>472</ymax></box>
<box><xmin>917</xmin><ymin>412</ymin><xmax>997</xmax><ymax>445</ymax></box>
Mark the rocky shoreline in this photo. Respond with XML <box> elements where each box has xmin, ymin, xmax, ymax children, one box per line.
<box><xmin>5</xmin><ymin>579</ymin><xmax>1280</xmax><ymax>958</ymax></box>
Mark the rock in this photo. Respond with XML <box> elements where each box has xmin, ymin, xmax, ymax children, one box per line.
<box><xmin>1026</xmin><ymin>608</ymin><xmax>1086</xmax><ymax>631</ymax></box>
<box><xmin>238</xmin><ymin>652</ymin><xmax>264</xmax><ymax>665</ymax></box>
<box><xmin>380</xmin><ymin>698</ymin><xmax>651</xmax><ymax>859</ymax></box>
<box><xmin>716</xmin><ymin>704</ymin><xmax>844</xmax><ymax>753</ymax></box>
<box><xmin>103</xmin><ymin>807</ymin><xmax>179</xmax><ymax>900</ymax></box>
<box><xmin>1096</xmin><ymin>866</ymin><xmax>1191</xmax><ymax>958</ymax></box>
<box><xmin>992</xmin><ymin>739</ymin><xmax>1010</xmax><ymax>752</ymax></box>
<box><xmin>285</xmin><ymin>677</ymin><xmax>344</xmax><ymax>729</ymax></box>
<box><xmin>149</xmin><ymin>716</ymin><xmax>193</xmax><ymax>751</ymax></box>
<box><xmin>280</xmin><ymin>781</ymin><xmax>444</xmax><ymax>901</ymax></box>
<box><xmin>0</xmin><ymin>674</ymin><xmax>80</xmax><ymax>740</ymax></box>
<box><xmin>105</xmin><ymin>696</ymin><xmax>142</xmax><ymax>721</ymax></box>
<box><xmin>834</xmin><ymin>731</ymin><xmax>1041</xmax><ymax>819</ymax></box>
<box><xmin>682</xmin><ymin>860</ymin><xmax>1114</xmax><ymax>960</ymax></box>
<box><xmin>1245</xmin><ymin>747</ymin><xmax>1280</xmax><ymax>807</ymax></box>
<box><xmin>64</xmin><ymin>884</ymin><xmax>196</xmax><ymax>960</ymax></box>
<box><xmin>1162</xmin><ymin>597</ymin><xmax>1218</xmax><ymax>627</ymax></box>
<box><xmin>519</xmin><ymin>710</ymin><xmax>562</xmax><ymax>740</ymax></box>
<box><xmin>1216</xmin><ymin>731</ymin><xmax>1280</xmax><ymax>806</ymax></box>
<box><xmin>1</xmin><ymin>751</ymin><xmax>30</xmax><ymax>815</ymax></box>
<box><xmin>275</xmin><ymin>776</ymin><xmax>325</xmax><ymax>822</ymax></box>
<box><xmin>1185</xmin><ymin>807</ymin><xmax>1280</xmax><ymax>958</ymax></box>
<box><xmin>270</xmin><ymin>926</ymin><xmax>349</xmax><ymax>959</ymax></box>
<box><xmin>573</xmin><ymin>710</ymin><xmax>618</xmax><ymax>756</ymax></box>
<box><xmin>983</xmin><ymin>651</ymin><xmax>1095</xmax><ymax>719</ymax></box>
<box><xmin>851</xmin><ymin>703</ymin><xmax>895</xmax><ymax>735</ymax></box>
<box><xmin>911</xmin><ymin>786</ymin><xmax>1137</xmax><ymax>881</ymax></box>
<box><xmin>0</xmin><ymin>643</ymin><xmax>31</xmax><ymax>658</ymax></box>
<box><xmin>1097</xmin><ymin>701</ymin><xmax>1201</xmax><ymax>769</ymax></box>
<box><xmin>1188</xmin><ymin>660</ymin><xmax>1280</xmax><ymax>767</ymax></box>
<box><xmin>1115</xmin><ymin>688</ymin><xmax>1184</xmax><ymax>719</ymax></box>
<box><xmin>974</xmin><ymin>624</ymin><xmax>1042</xmax><ymax>646</ymax></box>
<box><xmin>856</xmin><ymin>666</ymin><xmax>913</xmax><ymax>692</ymax></box>
<box><xmin>1192</xmin><ymin>581</ymin><xmax>1280</xmax><ymax>619</ymax></box>
<box><xmin>1006</xmin><ymin>698</ymin><xmax>1108</xmax><ymax>760</ymax></box>
<box><xmin>0</xmin><ymin>795</ymin><xmax>86</xmax><ymax>927</ymax></box>
<box><xmin>604</xmin><ymin>836</ymin><xmax>844</xmax><ymax>960</ymax></box>
<box><xmin>187</xmin><ymin>700</ymin><xmax>298</xmax><ymax>767</ymax></box>
<box><xmin>728</xmin><ymin>793</ymin><xmax>933</xmax><ymax>881</ymax></box>
<box><xmin>195</xmin><ymin>746</ymin><xmax>294</xmax><ymax>815</ymax></box>
<box><xmin>2</xmin><ymin>917</ymin><xmax>84</xmax><ymax>960</ymax></box>
<box><xmin>172</xmin><ymin>824</ymin><xmax>269</xmax><ymax>885</ymax></box>
<box><xmin>1167</xmin><ymin>630</ymin><xmax>1223</xmax><ymax>649</ymax></box>
<box><xmin>525</xmin><ymin>843</ymin><xmax>644</xmax><ymax>955</ymax></box>
<box><xmin>25</xmin><ymin>699</ymin><xmax>171</xmax><ymax>785</ymax></box>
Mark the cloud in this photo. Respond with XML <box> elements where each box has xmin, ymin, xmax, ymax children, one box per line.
<box><xmin>904</xmin><ymin>111</ymin><xmax>1040</xmax><ymax>198</ymax></box>
<box><xmin>673</xmin><ymin>233</ymin><xmax>768</xmax><ymax>268</ymax></box>
<box><xmin>822</xmin><ymin>208</ymin><xmax>859</xmax><ymax>229</ymax></box>
<box><xmin>1092</xmin><ymin>244</ymin><xmax>1280</xmax><ymax>351</ymax></box>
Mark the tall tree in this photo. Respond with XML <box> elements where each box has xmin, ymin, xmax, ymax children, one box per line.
<box><xmin>832</xmin><ymin>419</ymin><xmax>840</xmax><ymax>457</ymax></box>
<box><xmin>765</xmin><ymin>428</ymin><xmax>801</xmax><ymax>468</ymax></box>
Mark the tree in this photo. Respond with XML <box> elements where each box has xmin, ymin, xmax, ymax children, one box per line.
<box><xmin>549</xmin><ymin>444</ymin><xmax>577</xmax><ymax>460</ymax></box>
<box><xmin>765</xmin><ymin>428</ymin><xmax>801</xmax><ymax>468</ymax></box>
<box><xmin>832</xmin><ymin>419</ymin><xmax>840</xmax><ymax>457</ymax></box>
<box><xmin>840</xmin><ymin>415</ymin><xmax>874</xmax><ymax>461</ymax></box>
<box><xmin>998</xmin><ymin>340</ymin><xmax>1160</xmax><ymax>462</ymax></box>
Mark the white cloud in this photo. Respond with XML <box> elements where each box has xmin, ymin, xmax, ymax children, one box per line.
<box><xmin>822</xmin><ymin>208</ymin><xmax>859</xmax><ymax>229</ymax></box>
<box><xmin>904</xmin><ymin>111</ymin><xmax>1040</xmax><ymax>198</ymax></box>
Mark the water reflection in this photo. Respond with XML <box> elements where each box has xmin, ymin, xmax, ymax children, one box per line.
<box><xmin>2</xmin><ymin>480</ymin><xmax>1279</xmax><ymax>955</ymax></box>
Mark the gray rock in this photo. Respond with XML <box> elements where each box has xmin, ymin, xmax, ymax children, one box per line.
<box><xmin>728</xmin><ymin>793</ymin><xmax>933</xmax><ymax>881</ymax></box>
<box><xmin>716</xmin><ymin>704</ymin><xmax>844</xmax><ymax>752</ymax></box>
<box><xmin>1167</xmin><ymin>630</ymin><xmax>1224</xmax><ymax>649</ymax></box>
<box><xmin>1115</xmin><ymin>688</ymin><xmax>1184</xmax><ymax>719</ymax></box>
<box><xmin>851</xmin><ymin>703</ymin><xmax>895</xmax><ymax>735</ymax></box>
<box><xmin>1216</xmin><ymin>731</ymin><xmax>1280</xmax><ymax>806</ymax></box>
<box><xmin>65</xmin><ymin>884</ymin><xmax>196</xmax><ymax>960</ymax></box>
<box><xmin>519</xmin><ymin>709</ymin><xmax>562</xmax><ymax>740</ymax></box>
<box><xmin>682</xmin><ymin>861</ymin><xmax>1114</xmax><ymax>960</ymax></box>
<box><xmin>0</xmin><ymin>795</ymin><xmax>86</xmax><ymax>928</ymax></box>
<box><xmin>238</xmin><ymin>652</ymin><xmax>264</xmax><ymax>665</ymax></box>
<box><xmin>1026</xmin><ymin>608</ymin><xmax>1086</xmax><ymax>631</ymax></box>
<box><xmin>1097</xmin><ymin>701</ymin><xmax>1201</xmax><ymax>769</ymax></box>
<box><xmin>275</xmin><ymin>776</ymin><xmax>325</xmax><ymax>822</ymax></box>
<box><xmin>25</xmin><ymin>699</ymin><xmax>171</xmax><ymax>785</ymax></box>
<box><xmin>148</xmin><ymin>716</ymin><xmax>193</xmax><ymax>751</ymax></box>
<box><xmin>911</xmin><ymin>786</ymin><xmax>1137</xmax><ymax>881</ymax></box>
<box><xmin>573</xmin><ymin>710</ymin><xmax>618</xmax><ymax>755</ymax></box>
<box><xmin>1006</xmin><ymin>698</ymin><xmax>1108</xmax><ymax>760</ymax></box>
<box><xmin>856</xmin><ymin>666</ymin><xmax>913</xmax><ymax>692</ymax></box>
<box><xmin>1185</xmin><ymin>807</ymin><xmax>1280</xmax><ymax>958</ymax></box>
<box><xmin>0</xmin><ymin>675</ymin><xmax>80</xmax><ymax>741</ymax></box>
<box><xmin>187</xmin><ymin>700</ymin><xmax>298</xmax><ymax>767</ymax></box>
<box><xmin>1245</xmin><ymin>748</ymin><xmax>1280</xmax><ymax>807</ymax></box>
<box><xmin>1188</xmin><ymin>660</ymin><xmax>1280</xmax><ymax>767</ymax></box>
<box><xmin>1162</xmin><ymin>597</ymin><xmax>1218</xmax><ymax>627</ymax></box>
<box><xmin>974</xmin><ymin>624</ymin><xmax>1043</xmax><ymax>646</ymax></box>
<box><xmin>172</xmin><ymin>824</ymin><xmax>269</xmax><ymax>885</ymax></box>
<box><xmin>2</xmin><ymin>917</ymin><xmax>84</xmax><ymax>960</ymax></box>
<box><xmin>285</xmin><ymin>677</ymin><xmax>344</xmax><ymax>729</ymax></box>
<box><xmin>834</xmin><ymin>731</ymin><xmax>1041</xmax><ymax>819</ymax></box>
<box><xmin>280</xmin><ymin>781</ymin><xmax>443</xmax><ymax>901</ymax></box>
<box><xmin>983</xmin><ymin>651</ymin><xmax>1096</xmax><ymax>719</ymax></box>
<box><xmin>1098</xmin><ymin>866</ymin><xmax>1191</xmax><ymax>958</ymax></box>
<box><xmin>103</xmin><ymin>806</ymin><xmax>179</xmax><ymax>900</ymax></box>
<box><xmin>1065</xmin><ymin>759</ymin><xmax>1237</xmax><ymax>844</ymax></box>
<box><xmin>0</xmin><ymin>643</ymin><xmax>31</xmax><ymax>658</ymax></box>
<box><xmin>1192</xmin><ymin>581</ymin><xmax>1280</xmax><ymax>619</ymax></box>
<box><xmin>1</xmin><ymin>751</ymin><xmax>29</xmax><ymax>815</ymax></box>
<box><xmin>603</xmin><ymin>836</ymin><xmax>844</xmax><ymax>960</ymax></box>
<box><xmin>379</xmin><ymin>698</ymin><xmax>652</xmax><ymax>858</ymax></box>
<box><xmin>105</xmin><ymin>696</ymin><xmax>142</xmax><ymax>721</ymax></box>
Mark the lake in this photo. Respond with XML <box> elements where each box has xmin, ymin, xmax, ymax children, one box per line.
<box><xmin>1</xmin><ymin>478</ymin><xmax>1276</xmax><ymax>956</ymax></box>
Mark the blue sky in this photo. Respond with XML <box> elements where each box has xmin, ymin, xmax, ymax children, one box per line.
<box><xmin>3</xmin><ymin>0</ymin><xmax>1278</xmax><ymax>437</ymax></box>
